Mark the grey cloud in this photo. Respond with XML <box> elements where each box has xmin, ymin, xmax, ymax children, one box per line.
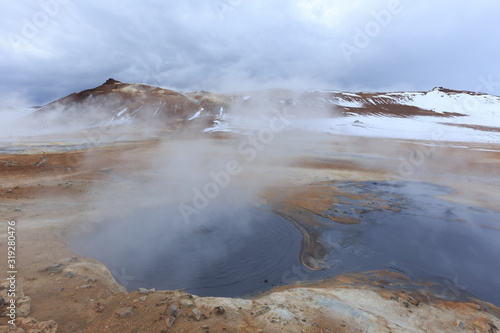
<box><xmin>1</xmin><ymin>0</ymin><xmax>499</xmax><ymax>105</ymax></box>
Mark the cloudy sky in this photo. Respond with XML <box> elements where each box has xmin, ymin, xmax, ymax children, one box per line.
<box><xmin>1</xmin><ymin>0</ymin><xmax>500</xmax><ymax>105</ymax></box>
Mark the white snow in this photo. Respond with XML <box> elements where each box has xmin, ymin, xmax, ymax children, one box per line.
<box><xmin>203</xmin><ymin>87</ymin><xmax>500</xmax><ymax>143</ymax></box>
<box><xmin>288</xmin><ymin>116</ymin><xmax>500</xmax><ymax>143</ymax></box>
<box><xmin>116</xmin><ymin>108</ymin><xmax>128</xmax><ymax>117</ymax></box>
<box><xmin>188</xmin><ymin>108</ymin><xmax>204</xmax><ymax>121</ymax></box>
<box><xmin>342</xmin><ymin>92</ymin><xmax>361</xmax><ymax>98</ymax></box>
<box><xmin>328</xmin><ymin>98</ymin><xmax>364</xmax><ymax>108</ymax></box>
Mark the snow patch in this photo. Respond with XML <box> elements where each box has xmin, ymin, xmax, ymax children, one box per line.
<box><xmin>188</xmin><ymin>108</ymin><xmax>204</xmax><ymax>121</ymax></box>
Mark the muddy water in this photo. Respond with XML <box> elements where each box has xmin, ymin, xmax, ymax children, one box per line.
<box><xmin>315</xmin><ymin>181</ymin><xmax>500</xmax><ymax>306</ymax></box>
<box><xmin>71</xmin><ymin>181</ymin><xmax>500</xmax><ymax>304</ymax></box>
<box><xmin>70</xmin><ymin>206</ymin><xmax>302</xmax><ymax>297</ymax></box>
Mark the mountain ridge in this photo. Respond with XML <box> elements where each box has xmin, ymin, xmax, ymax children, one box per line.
<box><xmin>25</xmin><ymin>79</ymin><xmax>500</xmax><ymax>142</ymax></box>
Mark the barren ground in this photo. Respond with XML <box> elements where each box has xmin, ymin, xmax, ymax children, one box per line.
<box><xmin>1</xmin><ymin>134</ymin><xmax>500</xmax><ymax>332</ymax></box>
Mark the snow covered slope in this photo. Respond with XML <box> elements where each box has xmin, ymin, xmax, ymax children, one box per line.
<box><xmin>203</xmin><ymin>87</ymin><xmax>500</xmax><ymax>143</ymax></box>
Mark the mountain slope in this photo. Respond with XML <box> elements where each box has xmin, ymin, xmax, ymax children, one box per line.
<box><xmin>28</xmin><ymin>80</ymin><xmax>500</xmax><ymax>142</ymax></box>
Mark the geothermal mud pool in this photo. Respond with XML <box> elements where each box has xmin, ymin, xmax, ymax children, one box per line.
<box><xmin>312</xmin><ymin>181</ymin><xmax>500</xmax><ymax>306</ymax></box>
<box><xmin>71</xmin><ymin>181</ymin><xmax>500</xmax><ymax>306</ymax></box>
<box><xmin>70</xmin><ymin>207</ymin><xmax>302</xmax><ymax>297</ymax></box>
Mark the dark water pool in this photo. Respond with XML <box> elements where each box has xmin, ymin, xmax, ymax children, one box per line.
<box><xmin>313</xmin><ymin>181</ymin><xmax>500</xmax><ymax>306</ymax></box>
<box><xmin>70</xmin><ymin>206</ymin><xmax>302</xmax><ymax>297</ymax></box>
<box><xmin>71</xmin><ymin>181</ymin><xmax>500</xmax><ymax>305</ymax></box>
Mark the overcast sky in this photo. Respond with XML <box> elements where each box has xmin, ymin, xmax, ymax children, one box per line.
<box><xmin>1</xmin><ymin>0</ymin><xmax>500</xmax><ymax>105</ymax></box>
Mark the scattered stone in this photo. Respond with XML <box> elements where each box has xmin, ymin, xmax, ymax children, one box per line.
<box><xmin>167</xmin><ymin>304</ymin><xmax>179</xmax><ymax>317</ymax></box>
<box><xmin>255</xmin><ymin>305</ymin><xmax>270</xmax><ymax>316</ymax></box>
<box><xmin>155</xmin><ymin>297</ymin><xmax>169</xmax><ymax>306</ymax></box>
<box><xmin>190</xmin><ymin>308</ymin><xmax>202</xmax><ymax>321</ymax></box>
<box><xmin>14</xmin><ymin>208</ymin><xmax>21</xmax><ymax>212</ymax></box>
<box><xmin>17</xmin><ymin>296</ymin><xmax>31</xmax><ymax>317</ymax></box>
<box><xmin>0</xmin><ymin>297</ymin><xmax>4</xmax><ymax>308</ymax></box>
<box><xmin>66</xmin><ymin>256</ymin><xmax>79</xmax><ymax>263</ymax></box>
<box><xmin>39</xmin><ymin>319</ymin><xmax>58</xmax><ymax>332</ymax></box>
<box><xmin>204</xmin><ymin>325</ymin><xmax>210</xmax><ymax>332</ymax></box>
<box><xmin>180</xmin><ymin>299</ymin><xmax>194</xmax><ymax>307</ymax></box>
<box><xmin>83</xmin><ymin>276</ymin><xmax>97</xmax><ymax>282</ymax></box>
<box><xmin>6</xmin><ymin>189</ymin><xmax>13</xmax><ymax>193</ymax></box>
<box><xmin>173</xmin><ymin>289</ymin><xmax>185</xmax><ymax>297</ymax></box>
<box><xmin>65</xmin><ymin>270</ymin><xmax>76</xmax><ymax>278</ymax></box>
<box><xmin>270</xmin><ymin>315</ymin><xmax>280</xmax><ymax>323</ymax></box>
<box><xmin>47</xmin><ymin>263</ymin><xmax>63</xmax><ymax>274</ymax></box>
<box><xmin>15</xmin><ymin>317</ymin><xmax>57</xmax><ymax>333</ymax></box>
<box><xmin>139</xmin><ymin>296</ymin><xmax>147</xmax><ymax>302</ymax></box>
<box><xmin>165</xmin><ymin>316</ymin><xmax>176</xmax><ymax>328</ymax></box>
<box><xmin>215</xmin><ymin>306</ymin><xmax>225</xmax><ymax>315</ymax></box>
<box><xmin>79</xmin><ymin>284</ymin><xmax>92</xmax><ymax>289</ymax></box>
<box><xmin>138</xmin><ymin>287</ymin><xmax>149</xmax><ymax>295</ymax></box>
<box><xmin>116</xmin><ymin>307</ymin><xmax>133</xmax><ymax>318</ymax></box>
<box><xmin>17</xmin><ymin>317</ymin><xmax>37</xmax><ymax>325</ymax></box>
<box><xmin>95</xmin><ymin>302</ymin><xmax>104</xmax><ymax>313</ymax></box>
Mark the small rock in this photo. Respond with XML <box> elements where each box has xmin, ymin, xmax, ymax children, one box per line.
<box><xmin>204</xmin><ymin>325</ymin><xmax>210</xmax><ymax>332</ymax></box>
<box><xmin>138</xmin><ymin>287</ymin><xmax>149</xmax><ymax>295</ymax></box>
<box><xmin>166</xmin><ymin>316</ymin><xmax>176</xmax><ymax>328</ymax></box>
<box><xmin>39</xmin><ymin>319</ymin><xmax>57</xmax><ymax>332</ymax></box>
<box><xmin>6</xmin><ymin>189</ymin><xmax>13</xmax><ymax>193</ymax></box>
<box><xmin>95</xmin><ymin>303</ymin><xmax>105</xmax><ymax>313</ymax></box>
<box><xmin>83</xmin><ymin>275</ymin><xmax>97</xmax><ymax>282</ymax></box>
<box><xmin>255</xmin><ymin>305</ymin><xmax>270</xmax><ymax>316</ymax></box>
<box><xmin>190</xmin><ymin>308</ymin><xmax>202</xmax><ymax>321</ymax></box>
<box><xmin>139</xmin><ymin>296</ymin><xmax>147</xmax><ymax>302</ymax></box>
<box><xmin>94</xmin><ymin>302</ymin><xmax>104</xmax><ymax>313</ymax></box>
<box><xmin>17</xmin><ymin>296</ymin><xmax>31</xmax><ymax>317</ymax></box>
<box><xmin>215</xmin><ymin>306</ymin><xmax>225</xmax><ymax>315</ymax></box>
<box><xmin>65</xmin><ymin>270</ymin><xmax>76</xmax><ymax>278</ymax></box>
<box><xmin>180</xmin><ymin>299</ymin><xmax>194</xmax><ymax>307</ymax></box>
<box><xmin>116</xmin><ymin>307</ymin><xmax>133</xmax><ymax>318</ymax></box>
<box><xmin>173</xmin><ymin>289</ymin><xmax>185</xmax><ymax>297</ymax></box>
<box><xmin>14</xmin><ymin>208</ymin><xmax>21</xmax><ymax>212</ymax></box>
<box><xmin>79</xmin><ymin>284</ymin><xmax>92</xmax><ymax>289</ymax></box>
<box><xmin>18</xmin><ymin>317</ymin><xmax>37</xmax><ymax>325</ymax></box>
<box><xmin>67</xmin><ymin>256</ymin><xmax>79</xmax><ymax>263</ymax></box>
<box><xmin>48</xmin><ymin>263</ymin><xmax>63</xmax><ymax>274</ymax></box>
<box><xmin>167</xmin><ymin>304</ymin><xmax>179</xmax><ymax>317</ymax></box>
<box><xmin>0</xmin><ymin>297</ymin><xmax>5</xmax><ymax>308</ymax></box>
<box><xmin>270</xmin><ymin>315</ymin><xmax>280</xmax><ymax>323</ymax></box>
